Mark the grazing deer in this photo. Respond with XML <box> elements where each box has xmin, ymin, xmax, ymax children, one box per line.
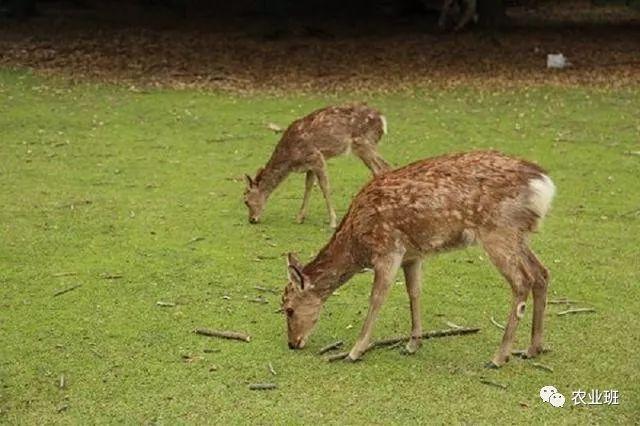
<box><xmin>244</xmin><ymin>104</ymin><xmax>390</xmax><ymax>228</ymax></box>
<box><xmin>281</xmin><ymin>151</ymin><xmax>555</xmax><ymax>368</ymax></box>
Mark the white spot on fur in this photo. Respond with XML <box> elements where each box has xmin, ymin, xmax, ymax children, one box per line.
<box><xmin>528</xmin><ymin>174</ymin><xmax>556</xmax><ymax>219</ymax></box>
<box><xmin>380</xmin><ymin>115</ymin><xmax>388</xmax><ymax>135</ymax></box>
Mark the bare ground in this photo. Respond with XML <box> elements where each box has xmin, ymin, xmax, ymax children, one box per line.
<box><xmin>1</xmin><ymin>0</ymin><xmax>639</xmax><ymax>93</ymax></box>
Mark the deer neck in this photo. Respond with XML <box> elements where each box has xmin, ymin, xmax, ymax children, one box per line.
<box><xmin>303</xmin><ymin>227</ymin><xmax>360</xmax><ymax>300</ymax></box>
<box><xmin>257</xmin><ymin>158</ymin><xmax>290</xmax><ymax>197</ymax></box>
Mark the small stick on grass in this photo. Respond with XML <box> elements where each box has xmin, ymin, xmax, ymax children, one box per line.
<box><xmin>100</xmin><ymin>273</ymin><xmax>123</xmax><ymax>279</ymax></box>
<box><xmin>195</xmin><ymin>328</ymin><xmax>251</xmax><ymax>342</ymax></box>
<box><xmin>249</xmin><ymin>383</ymin><xmax>277</xmax><ymax>390</ymax></box>
<box><xmin>490</xmin><ymin>316</ymin><xmax>505</xmax><ymax>330</ymax></box>
<box><xmin>479</xmin><ymin>378</ymin><xmax>507</xmax><ymax>389</ymax></box>
<box><xmin>59</xmin><ymin>374</ymin><xmax>65</xmax><ymax>389</ymax></box>
<box><xmin>254</xmin><ymin>285</ymin><xmax>278</xmax><ymax>294</ymax></box>
<box><xmin>156</xmin><ymin>301</ymin><xmax>175</xmax><ymax>307</ymax></box>
<box><xmin>268</xmin><ymin>362</ymin><xmax>277</xmax><ymax>376</ymax></box>
<box><xmin>53</xmin><ymin>284</ymin><xmax>82</xmax><ymax>297</ymax></box>
<box><xmin>547</xmin><ymin>298</ymin><xmax>577</xmax><ymax>305</ymax></box>
<box><xmin>557</xmin><ymin>308</ymin><xmax>596</xmax><ymax>316</ymax></box>
<box><xmin>318</xmin><ymin>340</ymin><xmax>344</xmax><ymax>355</ymax></box>
<box><xmin>532</xmin><ymin>362</ymin><xmax>554</xmax><ymax>373</ymax></box>
<box><xmin>444</xmin><ymin>321</ymin><xmax>462</xmax><ymax>329</ymax></box>
<box><xmin>187</xmin><ymin>236</ymin><xmax>205</xmax><ymax>245</ymax></box>
<box><xmin>327</xmin><ymin>351</ymin><xmax>350</xmax><ymax>362</ymax></box>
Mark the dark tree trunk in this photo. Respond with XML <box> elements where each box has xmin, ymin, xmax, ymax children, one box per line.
<box><xmin>7</xmin><ymin>0</ymin><xmax>37</xmax><ymax>19</ymax></box>
<box><xmin>476</xmin><ymin>0</ymin><xmax>506</xmax><ymax>27</ymax></box>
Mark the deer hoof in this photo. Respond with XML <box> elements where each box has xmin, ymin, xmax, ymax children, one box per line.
<box><xmin>296</xmin><ymin>215</ymin><xmax>306</xmax><ymax>224</ymax></box>
<box><xmin>344</xmin><ymin>354</ymin><xmax>361</xmax><ymax>363</ymax></box>
<box><xmin>401</xmin><ymin>339</ymin><xmax>421</xmax><ymax>355</ymax></box>
<box><xmin>484</xmin><ymin>360</ymin><xmax>502</xmax><ymax>369</ymax></box>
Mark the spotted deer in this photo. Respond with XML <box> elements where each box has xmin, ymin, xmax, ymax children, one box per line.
<box><xmin>281</xmin><ymin>151</ymin><xmax>555</xmax><ymax>368</ymax></box>
<box><xmin>244</xmin><ymin>104</ymin><xmax>390</xmax><ymax>228</ymax></box>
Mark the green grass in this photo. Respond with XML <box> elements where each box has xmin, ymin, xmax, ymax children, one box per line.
<box><xmin>1</xmin><ymin>69</ymin><xmax>639</xmax><ymax>424</ymax></box>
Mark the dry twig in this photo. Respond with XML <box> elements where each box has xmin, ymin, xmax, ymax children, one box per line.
<box><xmin>479</xmin><ymin>378</ymin><xmax>507</xmax><ymax>389</ymax></box>
<box><xmin>557</xmin><ymin>308</ymin><xmax>596</xmax><ymax>316</ymax></box>
<box><xmin>532</xmin><ymin>362</ymin><xmax>554</xmax><ymax>373</ymax></box>
<box><xmin>53</xmin><ymin>284</ymin><xmax>82</xmax><ymax>297</ymax></box>
<box><xmin>490</xmin><ymin>316</ymin><xmax>505</xmax><ymax>330</ymax></box>
<box><xmin>318</xmin><ymin>340</ymin><xmax>344</xmax><ymax>355</ymax></box>
<box><xmin>248</xmin><ymin>383</ymin><xmax>277</xmax><ymax>390</ymax></box>
<box><xmin>195</xmin><ymin>328</ymin><xmax>251</xmax><ymax>342</ymax></box>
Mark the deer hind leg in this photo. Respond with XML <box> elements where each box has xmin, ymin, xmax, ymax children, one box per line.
<box><xmin>402</xmin><ymin>259</ymin><xmax>423</xmax><ymax>355</ymax></box>
<box><xmin>296</xmin><ymin>170</ymin><xmax>316</xmax><ymax>224</ymax></box>
<box><xmin>347</xmin><ymin>250</ymin><xmax>405</xmax><ymax>361</ymax></box>
<box><xmin>481</xmin><ymin>231</ymin><xmax>534</xmax><ymax>368</ymax></box>
<box><xmin>313</xmin><ymin>159</ymin><xmax>337</xmax><ymax>228</ymax></box>
<box><xmin>523</xmin><ymin>247</ymin><xmax>550</xmax><ymax>358</ymax></box>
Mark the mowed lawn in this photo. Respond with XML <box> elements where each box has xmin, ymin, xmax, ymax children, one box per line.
<box><xmin>1</xmin><ymin>69</ymin><xmax>639</xmax><ymax>424</ymax></box>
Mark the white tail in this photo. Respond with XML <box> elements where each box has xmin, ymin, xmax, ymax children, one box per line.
<box><xmin>380</xmin><ymin>115</ymin><xmax>388</xmax><ymax>135</ymax></box>
<box><xmin>527</xmin><ymin>174</ymin><xmax>556</xmax><ymax>219</ymax></box>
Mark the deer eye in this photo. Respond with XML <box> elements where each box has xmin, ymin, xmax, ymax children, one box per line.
<box><xmin>286</xmin><ymin>308</ymin><xmax>294</xmax><ymax>317</ymax></box>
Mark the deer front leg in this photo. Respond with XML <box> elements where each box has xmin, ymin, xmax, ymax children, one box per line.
<box><xmin>347</xmin><ymin>251</ymin><xmax>404</xmax><ymax>361</ymax></box>
<box><xmin>313</xmin><ymin>161</ymin><xmax>337</xmax><ymax>228</ymax></box>
<box><xmin>454</xmin><ymin>0</ymin><xmax>476</xmax><ymax>31</ymax></box>
<box><xmin>296</xmin><ymin>171</ymin><xmax>315</xmax><ymax>224</ymax></box>
<box><xmin>402</xmin><ymin>259</ymin><xmax>423</xmax><ymax>355</ymax></box>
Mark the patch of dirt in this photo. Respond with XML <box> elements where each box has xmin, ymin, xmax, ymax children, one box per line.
<box><xmin>1</xmin><ymin>1</ymin><xmax>639</xmax><ymax>93</ymax></box>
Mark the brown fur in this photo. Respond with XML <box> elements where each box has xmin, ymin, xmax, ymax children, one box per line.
<box><xmin>282</xmin><ymin>150</ymin><xmax>554</xmax><ymax>367</ymax></box>
<box><xmin>244</xmin><ymin>104</ymin><xmax>390</xmax><ymax>227</ymax></box>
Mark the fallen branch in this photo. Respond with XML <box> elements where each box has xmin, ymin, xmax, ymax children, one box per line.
<box><xmin>480</xmin><ymin>378</ymin><xmax>507</xmax><ymax>389</ymax></box>
<box><xmin>366</xmin><ymin>327</ymin><xmax>480</xmax><ymax>352</ymax></box>
<box><xmin>318</xmin><ymin>340</ymin><xmax>344</xmax><ymax>355</ymax></box>
<box><xmin>156</xmin><ymin>301</ymin><xmax>175</xmax><ymax>307</ymax></box>
<box><xmin>249</xmin><ymin>383</ymin><xmax>277</xmax><ymax>390</ymax></box>
<box><xmin>195</xmin><ymin>328</ymin><xmax>251</xmax><ymax>342</ymax></box>
<box><xmin>53</xmin><ymin>284</ymin><xmax>82</xmax><ymax>297</ymax></box>
<box><xmin>490</xmin><ymin>316</ymin><xmax>505</xmax><ymax>330</ymax></box>
<box><xmin>557</xmin><ymin>308</ymin><xmax>596</xmax><ymax>316</ymax></box>
<box><xmin>268</xmin><ymin>362</ymin><xmax>277</xmax><ymax>376</ymax></box>
<box><xmin>325</xmin><ymin>327</ymin><xmax>480</xmax><ymax>361</ymax></box>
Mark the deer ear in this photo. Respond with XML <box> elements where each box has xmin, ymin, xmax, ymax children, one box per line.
<box><xmin>286</xmin><ymin>253</ymin><xmax>307</xmax><ymax>290</ymax></box>
<box><xmin>244</xmin><ymin>174</ymin><xmax>254</xmax><ymax>187</ymax></box>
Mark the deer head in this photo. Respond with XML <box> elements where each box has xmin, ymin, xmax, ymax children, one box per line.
<box><xmin>243</xmin><ymin>171</ymin><xmax>266</xmax><ymax>224</ymax></box>
<box><xmin>281</xmin><ymin>253</ymin><xmax>323</xmax><ymax>349</ymax></box>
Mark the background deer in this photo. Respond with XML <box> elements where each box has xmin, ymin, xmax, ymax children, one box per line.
<box><xmin>282</xmin><ymin>150</ymin><xmax>555</xmax><ymax>368</ymax></box>
<box><xmin>244</xmin><ymin>104</ymin><xmax>390</xmax><ymax>228</ymax></box>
